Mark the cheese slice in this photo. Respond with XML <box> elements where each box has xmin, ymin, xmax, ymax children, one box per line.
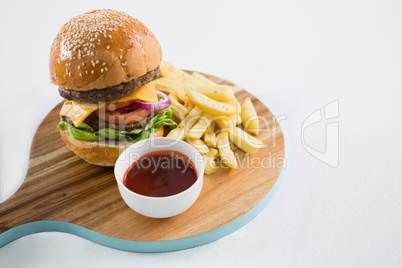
<box><xmin>113</xmin><ymin>82</ymin><xmax>158</xmax><ymax>104</ymax></box>
<box><xmin>60</xmin><ymin>82</ymin><xmax>158</xmax><ymax>127</ymax></box>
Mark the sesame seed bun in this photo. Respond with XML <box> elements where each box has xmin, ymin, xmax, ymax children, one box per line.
<box><xmin>50</xmin><ymin>9</ymin><xmax>162</xmax><ymax>92</ymax></box>
<box><xmin>59</xmin><ymin>127</ymin><xmax>164</xmax><ymax>167</ymax></box>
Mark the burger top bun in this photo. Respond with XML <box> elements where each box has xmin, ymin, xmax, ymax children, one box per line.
<box><xmin>50</xmin><ymin>9</ymin><xmax>162</xmax><ymax>92</ymax></box>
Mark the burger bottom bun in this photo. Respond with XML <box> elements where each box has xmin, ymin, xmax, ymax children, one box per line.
<box><xmin>59</xmin><ymin>127</ymin><xmax>164</xmax><ymax>167</ymax></box>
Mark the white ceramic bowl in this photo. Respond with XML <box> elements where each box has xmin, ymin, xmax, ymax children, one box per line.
<box><xmin>114</xmin><ymin>137</ymin><xmax>204</xmax><ymax>218</ymax></box>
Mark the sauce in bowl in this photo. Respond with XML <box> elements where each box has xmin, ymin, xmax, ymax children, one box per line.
<box><xmin>123</xmin><ymin>150</ymin><xmax>198</xmax><ymax>197</ymax></box>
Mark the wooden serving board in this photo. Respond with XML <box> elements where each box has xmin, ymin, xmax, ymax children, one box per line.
<box><xmin>0</xmin><ymin>73</ymin><xmax>285</xmax><ymax>252</ymax></box>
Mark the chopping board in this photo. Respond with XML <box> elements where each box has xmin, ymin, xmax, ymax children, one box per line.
<box><xmin>0</xmin><ymin>73</ymin><xmax>285</xmax><ymax>252</ymax></box>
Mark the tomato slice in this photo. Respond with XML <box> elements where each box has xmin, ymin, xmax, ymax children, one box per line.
<box><xmin>96</xmin><ymin>108</ymin><xmax>151</xmax><ymax>124</ymax></box>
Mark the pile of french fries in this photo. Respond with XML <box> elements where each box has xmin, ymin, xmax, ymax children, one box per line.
<box><xmin>153</xmin><ymin>60</ymin><xmax>265</xmax><ymax>174</ymax></box>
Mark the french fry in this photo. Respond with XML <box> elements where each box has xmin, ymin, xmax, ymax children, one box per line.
<box><xmin>202</xmin><ymin>155</ymin><xmax>219</xmax><ymax>175</ymax></box>
<box><xmin>153</xmin><ymin>78</ymin><xmax>187</xmax><ymax>102</ymax></box>
<box><xmin>191</xmin><ymin>72</ymin><xmax>235</xmax><ymax>102</ymax></box>
<box><xmin>207</xmin><ymin>119</ymin><xmax>216</xmax><ymax>132</ymax></box>
<box><xmin>168</xmin><ymin>93</ymin><xmax>178</xmax><ymax>102</ymax></box>
<box><xmin>160</xmin><ymin>60</ymin><xmax>175</xmax><ymax>77</ymax></box>
<box><xmin>227</xmin><ymin>127</ymin><xmax>265</xmax><ymax>154</ymax></box>
<box><xmin>167</xmin><ymin>106</ymin><xmax>203</xmax><ymax>140</ymax></box>
<box><xmin>187</xmin><ymin>113</ymin><xmax>214</xmax><ymax>139</ymax></box>
<box><xmin>191</xmin><ymin>72</ymin><xmax>217</xmax><ymax>86</ymax></box>
<box><xmin>187</xmin><ymin>90</ymin><xmax>237</xmax><ymax>116</ymax></box>
<box><xmin>203</xmin><ymin>120</ymin><xmax>217</xmax><ymax>148</ymax></box>
<box><xmin>188</xmin><ymin>85</ymin><xmax>234</xmax><ymax>102</ymax></box>
<box><xmin>186</xmin><ymin>138</ymin><xmax>209</xmax><ymax>154</ymax></box>
<box><xmin>236</xmin><ymin>99</ymin><xmax>242</xmax><ymax>125</ymax></box>
<box><xmin>205</xmin><ymin>147</ymin><xmax>219</xmax><ymax>158</ymax></box>
<box><xmin>215</xmin><ymin>116</ymin><xmax>237</xmax><ymax>131</ymax></box>
<box><xmin>216</xmin><ymin>131</ymin><xmax>237</xmax><ymax>169</ymax></box>
<box><xmin>226</xmin><ymin>97</ymin><xmax>242</xmax><ymax>125</ymax></box>
<box><xmin>170</xmin><ymin>98</ymin><xmax>188</xmax><ymax>120</ymax></box>
<box><xmin>203</xmin><ymin>132</ymin><xmax>217</xmax><ymax>148</ymax></box>
<box><xmin>241</xmin><ymin>97</ymin><xmax>259</xmax><ymax>134</ymax></box>
<box><xmin>160</xmin><ymin>61</ymin><xmax>264</xmax><ymax>174</ymax></box>
<box><xmin>161</xmin><ymin>60</ymin><xmax>203</xmax><ymax>86</ymax></box>
<box><xmin>184</xmin><ymin>97</ymin><xmax>195</xmax><ymax>110</ymax></box>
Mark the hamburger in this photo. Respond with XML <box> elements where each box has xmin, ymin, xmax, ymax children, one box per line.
<box><xmin>50</xmin><ymin>9</ymin><xmax>176</xmax><ymax>166</ymax></box>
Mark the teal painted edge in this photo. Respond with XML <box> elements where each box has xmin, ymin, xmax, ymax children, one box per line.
<box><xmin>0</xmin><ymin>171</ymin><xmax>284</xmax><ymax>252</ymax></box>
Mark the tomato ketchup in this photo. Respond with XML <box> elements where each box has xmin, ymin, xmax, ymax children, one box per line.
<box><xmin>123</xmin><ymin>151</ymin><xmax>198</xmax><ymax>197</ymax></box>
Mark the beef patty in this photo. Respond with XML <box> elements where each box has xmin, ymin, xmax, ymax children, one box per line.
<box><xmin>58</xmin><ymin>66</ymin><xmax>160</xmax><ymax>103</ymax></box>
<box><xmin>65</xmin><ymin>112</ymin><xmax>153</xmax><ymax>132</ymax></box>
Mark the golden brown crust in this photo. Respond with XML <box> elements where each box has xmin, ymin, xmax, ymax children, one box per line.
<box><xmin>59</xmin><ymin>127</ymin><xmax>164</xmax><ymax>166</ymax></box>
<box><xmin>50</xmin><ymin>9</ymin><xmax>162</xmax><ymax>92</ymax></box>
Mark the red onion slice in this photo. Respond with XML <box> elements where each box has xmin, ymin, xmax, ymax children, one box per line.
<box><xmin>115</xmin><ymin>103</ymin><xmax>134</xmax><ymax>111</ymax></box>
<box><xmin>117</xmin><ymin>90</ymin><xmax>171</xmax><ymax>111</ymax></box>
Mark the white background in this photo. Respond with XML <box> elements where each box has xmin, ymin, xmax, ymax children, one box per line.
<box><xmin>1</xmin><ymin>0</ymin><xmax>402</xmax><ymax>267</ymax></box>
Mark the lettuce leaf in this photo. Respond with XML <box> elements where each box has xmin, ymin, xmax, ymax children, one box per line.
<box><xmin>57</xmin><ymin>108</ymin><xmax>176</xmax><ymax>141</ymax></box>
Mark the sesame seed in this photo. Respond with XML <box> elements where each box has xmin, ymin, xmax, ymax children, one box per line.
<box><xmin>119</xmin><ymin>49</ymin><xmax>123</xmax><ymax>52</ymax></box>
<box><xmin>122</xmin><ymin>62</ymin><xmax>127</xmax><ymax>66</ymax></box>
<box><xmin>102</xmin><ymin>62</ymin><xmax>106</xmax><ymax>66</ymax></box>
<box><xmin>85</xmin><ymin>70</ymin><xmax>88</xmax><ymax>74</ymax></box>
<box><xmin>78</xmin><ymin>66</ymin><xmax>81</xmax><ymax>70</ymax></box>
<box><xmin>91</xmin><ymin>70</ymin><xmax>94</xmax><ymax>74</ymax></box>
<box><xmin>69</xmin><ymin>72</ymin><xmax>72</xmax><ymax>76</ymax></box>
<box><xmin>55</xmin><ymin>9</ymin><xmax>137</xmax><ymax>60</ymax></box>
<box><xmin>105</xmin><ymin>67</ymin><xmax>108</xmax><ymax>71</ymax></box>
<box><xmin>57</xmin><ymin>59</ymin><xmax>61</xmax><ymax>63</ymax></box>
<box><xmin>101</xmin><ymin>68</ymin><xmax>104</xmax><ymax>73</ymax></box>
<box><xmin>96</xmin><ymin>60</ymin><xmax>99</xmax><ymax>64</ymax></box>
<box><xmin>79</xmin><ymin>73</ymin><xmax>83</xmax><ymax>77</ymax></box>
<box><xmin>119</xmin><ymin>55</ymin><xmax>123</xmax><ymax>59</ymax></box>
<box><xmin>128</xmin><ymin>36</ymin><xmax>132</xmax><ymax>39</ymax></box>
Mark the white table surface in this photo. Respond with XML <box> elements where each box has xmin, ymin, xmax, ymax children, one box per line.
<box><xmin>1</xmin><ymin>0</ymin><xmax>401</xmax><ymax>267</ymax></box>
